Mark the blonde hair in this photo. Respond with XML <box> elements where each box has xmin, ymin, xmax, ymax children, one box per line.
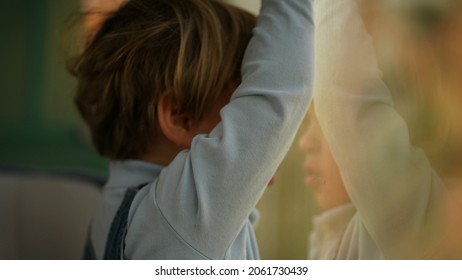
<box><xmin>360</xmin><ymin>0</ymin><xmax>462</xmax><ymax>176</ymax></box>
<box><xmin>68</xmin><ymin>0</ymin><xmax>256</xmax><ymax>159</ymax></box>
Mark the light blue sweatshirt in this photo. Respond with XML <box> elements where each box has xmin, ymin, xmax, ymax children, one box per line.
<box><xmin>90</xmin><ymin>0</ymin><xmax>314</xmax><ymax>259</ymax></box>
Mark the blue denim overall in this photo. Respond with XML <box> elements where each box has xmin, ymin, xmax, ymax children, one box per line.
<box><xmin>83</xmin><ymin>184</ymin><xmax>147</xmax><ymax>260</ymax></box>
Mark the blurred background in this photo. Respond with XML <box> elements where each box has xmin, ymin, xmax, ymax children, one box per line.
<box><xmin>0</xmin><ymin>0</ymin><xmax>318</xmax><ymax>259</ymax></box>
<box><xmin>0</xmin><ymin>0</ymin><xmax>107</xmax><ymax>172</ymax></box>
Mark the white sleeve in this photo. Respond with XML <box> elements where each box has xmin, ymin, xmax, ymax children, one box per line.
<box><xmin>155</xmin><ymin>0</ymin><xmax>315</xmax><ymax>258</ymax></box>
<box><xmin>313</xmin><ymin>0</ymin><xmax>446</xmax><ymax>259</ymax></box>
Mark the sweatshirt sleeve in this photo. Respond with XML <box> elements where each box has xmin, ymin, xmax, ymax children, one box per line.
<box><xmin>154</xmin><ymin>0</ymin><xmax>314</xmax><ymax>258</ymax></box>
<box><xmin>313</xmin><ymin>0</ymin><xmax>447</xmax><ymax>259</ymax></box>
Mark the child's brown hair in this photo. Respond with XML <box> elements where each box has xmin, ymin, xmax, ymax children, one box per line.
<box><xmin>68</xmin><ymin>0</ymin><xmax>256</xmax><ymax>160</ymax></box>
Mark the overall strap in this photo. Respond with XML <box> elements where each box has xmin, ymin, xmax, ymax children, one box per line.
<box><xmin>103</xmin><ymin>183</ymin><xmax>149</xmax><ymax>260</ymax></box>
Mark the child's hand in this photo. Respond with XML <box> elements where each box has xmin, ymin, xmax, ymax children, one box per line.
<box><xmin>267</xmin><ymin>176</ymin><xmax>276</xmax><ymax>187</ymax></box>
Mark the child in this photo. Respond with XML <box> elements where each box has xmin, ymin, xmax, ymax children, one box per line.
<box><xmin>69</xmin><ymin>0</ymin><xmax>314</xmax><ymax>259</ymax></box>
<box><xmin>311</xmin><ymin>0</ymin><xmax>462</xmax><ymax>259</ymax></box>
<box><xmin>298</xmin><ymin>107</ymin><xmax>353</xmax><ymax>259</ymax></box>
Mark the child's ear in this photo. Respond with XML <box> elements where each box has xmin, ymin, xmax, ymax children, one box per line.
<box><xmin>157</xmin><ymin>93</ymin><xmax>195</xmax><ymax>149</ymax></box>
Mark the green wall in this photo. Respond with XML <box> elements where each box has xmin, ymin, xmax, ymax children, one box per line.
<box><xmin>0</xmin><ymin>0</ymin><xmax>108</xmax><ymax>173</ymax></box>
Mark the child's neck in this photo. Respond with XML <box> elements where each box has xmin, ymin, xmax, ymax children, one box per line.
<box><xmin>138</xmin><ymin>136</ymin><xmax>184</xmax><ymax>166</ymax></box>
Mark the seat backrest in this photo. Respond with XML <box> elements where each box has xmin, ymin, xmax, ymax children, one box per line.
<box><xmin>0</xmin><ymin>169</ymin><xmax>103</xmax><ymax>259</ymax></box>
